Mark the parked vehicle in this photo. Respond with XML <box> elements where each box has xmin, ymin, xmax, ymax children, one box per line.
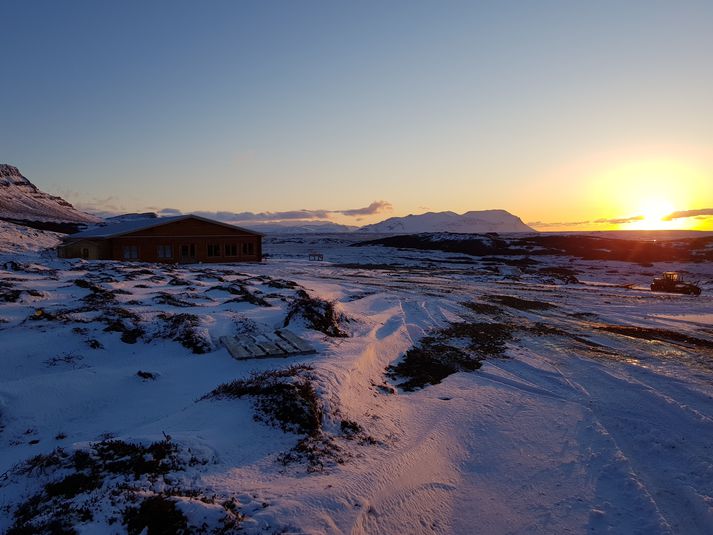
<box><xmin>651</xmin><ymin>272</ymin><xmax>701</xmax><ymax>296</ymax></box>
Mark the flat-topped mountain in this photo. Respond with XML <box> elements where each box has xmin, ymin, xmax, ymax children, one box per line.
<box><xmin>358</xmin><ymin>209</ymin><xmax>534</xmax><ymax>234</ymax></box>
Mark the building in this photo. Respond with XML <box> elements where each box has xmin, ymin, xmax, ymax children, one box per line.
<box><xmin>57</xmin><ymin>215</ymin><xmax>262</xmax><ymax>263</ymax></box>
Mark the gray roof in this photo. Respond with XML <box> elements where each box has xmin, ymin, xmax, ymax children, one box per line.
<box><xmin>65</xmin><ymin>214</ymin><xmax>263</xmax><ymax>240</ymax></box>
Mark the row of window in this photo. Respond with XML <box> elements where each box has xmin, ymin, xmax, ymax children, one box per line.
<box><xmin>121</xmin><ymin>243</ymin><xmax>256</xmax><ymax>260</ymax></box>
<box><xmin>208</xmin><ymin>242</ymin><xmax>254</xmax><ymax>257</ymax></box>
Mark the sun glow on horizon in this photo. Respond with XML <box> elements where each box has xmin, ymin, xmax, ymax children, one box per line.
<box><xmin>626</xmin><ymin>198</ymin><xmax>676</xmax><ymax>230</ymax></box>
<box><xmin>581</xmin><ymin>155</ymin><xmax>712</xmax><ymax>231</ymax></box>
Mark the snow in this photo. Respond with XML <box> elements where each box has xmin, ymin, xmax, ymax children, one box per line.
<box><xmin>1</xmin><ymin>232</ymin><xmax>712</xmax><ymax>533</ymax></box>
<box><xmin>0</xmin><ymin>220</ymin><xmax>62</xmax><ymax>255</ymax></box>
<box><xmin>359</xmin><ymin>209</ymin><xmax>535</xmax><ymax>234</ymax></box>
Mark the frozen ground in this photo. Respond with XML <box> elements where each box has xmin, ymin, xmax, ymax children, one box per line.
<box><xmin>1</xmin><ymin>233</ymin><xmax>712</xmax><ymax>534</ymax></box>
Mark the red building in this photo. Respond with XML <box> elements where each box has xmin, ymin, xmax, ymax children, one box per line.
<box><xmin>58</xmin><ymin>215</ymin><xmax>262</xmax><ymax>263</ymax></box>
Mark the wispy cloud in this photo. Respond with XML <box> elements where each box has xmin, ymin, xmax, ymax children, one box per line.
<box><xmin>594</xmin><ymin>215</ymin><xmax>644</xmax><ymax>224</ymax></box>
<box><xmin>527</xmin><ymin>220</ymin><xmax>591</xmax><ymax>228</ymax></box>
<box><xmin>529</xmin><ymin>215</ymin><xmax>644</xmax><ymax>228</ymax></box>
<box><xmin>663</xmin><ymin>208</ymin><xmax>713</xmax><ymax>221</ymax></box>
<box><xmin>75</xmin><ymin>196</ymin><xmax>128</xmax><ymax>218</ymax></box>
<box><xmin>336</xmin><ymin>200</ymin><xmax>392</xmax><ymax>217</ymax></box>
<box><xmin>192</xmin><ymin>209</ymin><xmax>332</xmax><ymax>222</ymax></box>
<box><xmin>82</xmin><ymin>200</ymin><xmax>393</xmax><ymax>222</ymax></box>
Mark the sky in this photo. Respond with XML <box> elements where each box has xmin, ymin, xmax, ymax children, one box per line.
<box><xmin>1</xmin><ymin>0</ymin><xmax>712</xmax><ymax>230</ymax></box>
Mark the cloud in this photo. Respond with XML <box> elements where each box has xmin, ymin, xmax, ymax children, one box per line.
<box><xmin>527</xmin><ymin>220</ymin><xmax>591</xmax><ymax>228</ymax></box>
<box><xmin>191</xmin><ymin>209</ymin><xmax>332</xmax><ymax>222</ymax></box>
<box><xmin>529</xmin><ymin>215</ymin><xmax>644</xmax><ymax>228</ymax></box>
<box><xmin>85</xmin><ymin>200</ymin><xmax>393</xmax><ymax>222</ymax></box>
<box><xmin>75</xmin><ymin>196</ymin><xmax>128</xmax><ymax>218</ymax></box>
<box><xmin>158</xmin><ymin>208</ymin><xmax>183</xmax><ymax>216</ymax></box>
<box><xmin>594</xmin><ymin>215</ymin><xmax>644</xmax><ymax>224</ymax></box>
<box><xmin>336</xmin><ymin>200</ymin><xmax>393</xmax><ymax>217</ymax></box>
<box><xmin>662</xmin><ymin>208</ymin><xmax>713</xmax><ymax>221</ymax></box>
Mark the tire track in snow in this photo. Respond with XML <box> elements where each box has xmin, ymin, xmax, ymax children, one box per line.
<box><xmin>555</xmin><ymin>358</ymin><xmax>713</xmax><ymax>534</ymax></box>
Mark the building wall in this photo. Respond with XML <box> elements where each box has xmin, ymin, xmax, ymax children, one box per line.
<box><xmin>109</xmin><ymin>235</ymin><xmax>261</xmax><ymax>263</ymax></box>
<box><xmin>59</xmin><ymin>218</ymin><xmax>262</xmax><ymax>263</ymax></box>
<box><xmin>58</xmin><ymin>240</ymin><xmax>112</xmax><ymax>260</ymax></box>
<box><xmin>109</xmin><ymin>219</ymin><xmax>262</xmax><ymax>263</ymax></box>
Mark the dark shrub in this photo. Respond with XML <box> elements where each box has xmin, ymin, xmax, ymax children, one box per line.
<box><xmin>486</xmin><ymin>294</ymin><xmax>557</xmax><ymax>311</ymax></box>
<box><xmin>284</xmin><ymin>290</ymin><xmax>348</xmax><ymax>337</ymax></box>
<box><xmin>204</xmin><ymin>365</ymin><xmax>322</xmax><ymax>435</ymax></box>
<box><xmin>124</xmin><ymin>495</ymin><xmax>189</xmax><ymax>535</ymax></box>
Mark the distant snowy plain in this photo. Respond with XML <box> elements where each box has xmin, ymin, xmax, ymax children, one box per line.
<box><xmin>1</xmin><ymin>230</ymin><xmax>712</xmax><ymax>534</ymax></box>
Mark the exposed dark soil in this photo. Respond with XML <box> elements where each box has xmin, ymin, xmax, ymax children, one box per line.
<box><xmin>388</xmin><ymin>321</ymin><xmax>513</xmax><ymax>390</ymax></box>
<box><xmin>461</xmin><ymin>301</ymin><xmax>505</xmax><ymax>316</ymax></box>
<box><xmin>596</xmin><ymin>324</ymin><xmax>713</xmax><ymax>349</ymax></box>
<box><xmin>486</xmin><ymin>294</ymin><xmax>557</xmax><ymax>311</ymax></box>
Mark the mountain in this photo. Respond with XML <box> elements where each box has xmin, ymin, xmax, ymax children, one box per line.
<box><xmin>0</xmin><ymin>164</ymin><xmax>100</xmax><ymax>224</ymax></box>
<box><xmin>227</xmin><ymin>220</ymin><xmax>358</xmax><ymax>234</ymax></box>
<box><xmin>358</xmin><ymin>209</ymin><xmax>535</xmax><ymax>234</ymax></box>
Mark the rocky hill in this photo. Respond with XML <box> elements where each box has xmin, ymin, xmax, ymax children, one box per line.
<box><xmin>0</xmin><ymin>164</ymin><xmax>100</xmax><ymax>225</ymax></box>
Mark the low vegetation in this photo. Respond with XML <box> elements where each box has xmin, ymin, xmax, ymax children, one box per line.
<box><xmin>596</xmin><ymin>324</ymin><xmax>713</xmax><ymax>349</ymax></box>
<box><xmin>6</xmin><ymin>438</ymin><xmax>183</xmax><ymax>533</ymax></box>
<box><xmin>284</xmin><ymin>290</ymin><xmax>349</xmax><ymax>337</ymax></box>
<box><xmin>486</xmin><ymin>294</ymin><xmax>557</xmax><ymax>311</ymax></box>
<box><xmin>204</xmin><ymin>365</ymin><xmax>322</xmax><ymax>435</ymax></box>
<box><xmin>388</xmin><ymin>321</ymin><xmax>513</xmax><ymax>390</ymax></box>
<box><xmin>203</xmin><ymin>366</ymin><xmax>352</xmax><ymax>471</ymax></box>
<box><xmin>208</xmin><ymin>284</ymin><xmax>270</xmax><ymax>307</ymax></box>
<box><xmin>158</xmin><ymin>313</ymin><xmax>212</xmax><ymax>354</ymax></box>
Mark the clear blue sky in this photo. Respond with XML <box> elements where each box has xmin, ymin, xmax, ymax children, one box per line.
<box><xmin>2</xmin><ymin>0</ymin><xmax>712</xmax><ymax>229</ymax></box>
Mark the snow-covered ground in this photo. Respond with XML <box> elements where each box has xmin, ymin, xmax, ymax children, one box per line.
<box><xmin>1</xmin><ymin>234</ymin><xmax>712</xmax><ymax>533</ymax></box>
<box><xmin>0</xmin><ymin>220</ymin><xmax>62</xmax><ymax>255</ymax></box>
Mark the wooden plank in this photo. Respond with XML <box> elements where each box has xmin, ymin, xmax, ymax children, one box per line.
<box><xmin>255</xmin><ymin>340</ymin><xmax>286</xmax><ymax>356</ymax></box>
<box><xmin>275</xmin><ymin>329</ymin><xmax>316</xmax><ymax>354</ymax></box>
<box><xmin>273</xmin><ymin>338</ymin><xmax>300</xmax><ymax>354</ymax></box>
<box><xmin>219</xmin><ymin>336</ymin><xmax>252</xmax><ymax>359</ymax></box>
<box><xmin>236</xmin><ymin>337</ymin><xmax>267</xmax><ymax>357</ymax></box>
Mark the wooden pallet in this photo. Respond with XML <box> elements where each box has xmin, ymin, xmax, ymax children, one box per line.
<box><xmin>219</xmin><ymin>329</ymin><xmax>316</xmax><ymax>360</ymax></box>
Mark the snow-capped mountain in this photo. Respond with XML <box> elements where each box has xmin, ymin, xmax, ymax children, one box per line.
<box><xmin>0</xmin><ymin>164</ymin><xmax>100</xmax><ymax>224</ymax></box>
<box><xmin>358</xmin><ymin>209</ymin><xmax>535</xmax><ymax>234</ymax></box>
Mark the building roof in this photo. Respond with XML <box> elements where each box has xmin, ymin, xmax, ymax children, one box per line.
<box><xmin>65</xmin><ymin>214</ymin><xmax>263</xmax><ymax>240</ymax></box>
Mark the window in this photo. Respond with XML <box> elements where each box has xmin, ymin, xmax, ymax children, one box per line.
<box><xmin>225</xmin><ymin>243</ymin><xmax>237</xmax><ymax>257</ymax></box>
<box><xmin>180</xmin><ymin>244</ymin><xmax>196</xmax><ymax>259</ymax></box>
<box><xmin>207</xmin><ymin>243</ymin><xmax>221</xmax><ymax>257</ymax></box>
<box><xmin>157</xmin><ymin>245</ymin><xmax>173</xmax><ymax>259</ymax></box>
<box><xmin>122</xmin><ymin>245</ymin><xmax>139</xmax><ymax>260</ymax></box>
<box><xmin>242</xmin><ymin>242</ymin><xmax>254</xmax><ymax>255</ymax></box>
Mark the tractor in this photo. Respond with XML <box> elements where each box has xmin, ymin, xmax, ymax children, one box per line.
<box><xmin>650</xmin><ymin>271</ymin><xmax>701</xmax><ymax>296</ymax></box>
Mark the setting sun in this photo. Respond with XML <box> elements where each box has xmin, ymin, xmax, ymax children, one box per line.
<box><xmin>628</xmin><ymin>198</ymin><xmax>676</xmax><ymax>230</ymax></box>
